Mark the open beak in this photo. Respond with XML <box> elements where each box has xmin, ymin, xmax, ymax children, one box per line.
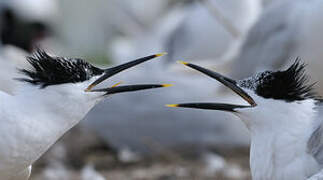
<box><xmin>166</xmin><ymin>61</ymin><xmax>257</xmax><ymax>112</ymax></box>
<box><xmin>85</xmin><ymin>53</ymin><xmax>169</xmax><ymax>94</ymax></box>
<box><xmin>91</xmin><ymin>84</ymin><xmax>172</xmax><ymax>95</ymax></box>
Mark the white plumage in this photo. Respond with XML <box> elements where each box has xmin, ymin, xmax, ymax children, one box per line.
<box><xmin>0</xmin><ymin>50</ymin><xmax>167</xmax><ymax>179</ymax></box>
<box><xmin>167</xmin><ymin>60</ymin><xmax>323</xmax><ymax>179</ymax></box>
<box><xmin>0</xmin><ymin>78</ymin><xmax>102</xmax><ymax>180</ymax></box>
<box><xmin>237</xmin><ymin>91</ymin><xmax>320</xmax><ymax>179</ymax></box>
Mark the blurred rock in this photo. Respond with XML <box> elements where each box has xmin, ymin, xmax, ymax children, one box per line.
<box><xmin>223</xmin><ymin>164</ymin><xmax>246</xmax><ymax>179</ymax></box>
<box><xmin>118</xmin><ymin>148</ymin><xmax>141</xmax><ymax>163</ymax></box>
<box><xmin>81</xmin><ymin>165</ymin><xmax>106</xmax><ymax>180</ymax></box>
<box><xmin>203</xmin><ymin>152</ymin><xmax>226</xmax><ymax>176</ymax></box>
<box><xmin>36</xmin><ymin>162</ymin><xmax>71</xmax><ymax>180</ymax></box>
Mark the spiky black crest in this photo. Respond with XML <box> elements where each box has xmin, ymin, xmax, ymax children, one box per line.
<box><xmin>19</xmin><ymin>49</ymin><xmax>104</xmax><ymax>88</ymax></box>
<box><xmin>238</xmin><ymin>58</ymin><xmax>318</xmax><ymax>101</ymax></box>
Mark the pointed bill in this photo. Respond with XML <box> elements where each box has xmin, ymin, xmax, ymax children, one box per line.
<box><xmin>85</xmin><ymin>53</ymin><xmax>167</xmax><ymax>91</ymax></box>
<box><xmin>91</xmin><ymin>84</ymin><xmax>172</xmax><ymax>95</ymax></box>
<box><xmin>167</xmin><ymin>61</ymin><xmax>257</xmax><ymax>112</ymax></box>
<box><xmin>177</xmin><ymin>61</ymin><xmax>256</xmax><ymax>106</ymax></box>
<box><xmin>166</xmin><ymin>103</ymin><xmax>251</xmax><ymax>112</ymax></box>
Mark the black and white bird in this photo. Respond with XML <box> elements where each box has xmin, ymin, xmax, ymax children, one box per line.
<box><xmin>167</xmin><ymin>60</ymin><xmax>323</xmax><ymax>179</ymax></box>
<box><xmin>0</xmin><ymin>49</ymin><xmax>169</xmax><ymax>180</ymax></box>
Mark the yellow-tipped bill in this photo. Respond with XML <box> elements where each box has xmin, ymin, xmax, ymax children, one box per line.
<box><xmin>86</xmin><ymin>53</ymin><xmax>167</xmax><ymax>92</ymax></box>
<box><xmin>155</xmin><ymin>52</ymin><xmax>168</xmax><ymax>57</ymax></box>
<box><xmin>90</xmin><ymin>84</ymin><xmax>170</xmax><ymax>95</ymax></box>
<box><xmin>166</xmin><ymin>62</ymin><xmax>257</xmax><ymax>112</ymax></box>
<box><xmin>111</xmin><ymin>81</ymin><xmax>123</xmax><ymax>88</ymax></box>
<box><xmin>177</xmin><ymin>60</ymin><xmax>189</xmax><ymax>65</ymax></box>
<box><xmin>162</xmin><ymin>84</ymin><xmax>173</xmax><ymax>87</ymax></box>
<box><xmin>85</xmin><ymin>84</ymin><xmax>95</xmax><ymax>92</ymax></box>
<box><xmin>166</xmin><ymin>104</ymin><xmax>179</xmax><ymax>107</ymax></box>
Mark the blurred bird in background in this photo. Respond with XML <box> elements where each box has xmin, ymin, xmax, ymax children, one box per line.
<box><xmin>0</xmin><ymin>0</ymin><xmax>54</xmax><ymax>52</ymax></box>
<box><xmin>164</xmin><ymin>0</ymin><xmax>261</xmax><ymax>65</ymax></box>
<box><xmin>0</xmin><ymin>0</ymin><xmax>53</xmax><ymax>94</ymax></box>
<box><xmin>229</xmin><ymin>0</ymin><xmax>323</xmax><ymax>96</ymax></box>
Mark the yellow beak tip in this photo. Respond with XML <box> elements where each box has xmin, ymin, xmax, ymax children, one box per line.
<box><xmin>166</xmin><ymin>104</ymin><xmax>178</xmax><ymax>108</ymax></box>
<box><xmin>177</xmin><ymin>60</ymin><xmax>188</xmax><ymax>65</ymax></box>
<box><xmin>155</xmin><ymin>52</ymin><xmax>168</xmax><ymax>57</ymax></box>
<box><xmin>162</xmin><ymin>84</ymin><xmax>173</xmax><ymax>88</ymax></box>
<box><xmin>111</xmin><ymin>81</ymin><xmax>123</xmax><ymax>88</ymax></box>
<box><xmin>85</xmin><ymin>85</ymin><xmax>95</xmax><ymax>92</ymax></box>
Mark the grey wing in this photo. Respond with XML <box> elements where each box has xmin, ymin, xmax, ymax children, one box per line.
<box><xmin>230</xmin><ymin>0</ymin><xmax>299</xmax><ymax>79</ymax></box>
<box><xmin>308</xmin><ymin>102</ymin><xmax>323</xmax><ymax>165</ymax></box>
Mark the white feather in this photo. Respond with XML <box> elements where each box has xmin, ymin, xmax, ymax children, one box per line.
<box><xmin>0</xmin><ymin>78</ymin><xmax>104</xmax><ymax>179</ymax></box>
<box><xmin>236</xmin><ymin>90</ymin><xmax>321</xmax><ymax>179</ymax></box>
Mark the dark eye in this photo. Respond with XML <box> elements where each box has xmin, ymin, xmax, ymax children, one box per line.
<box><xmin>263</xmin><ymin>74</ymin><xmax>274</xmax><ymax>82</ymax></box>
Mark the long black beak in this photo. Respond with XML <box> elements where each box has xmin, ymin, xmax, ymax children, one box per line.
<box><xmin>85</xmin><ymin>53</ymin><xmax>167</xmax><ymax>91</ymax></box>
<box><xmin>166</xmin><ymin>61</ymin><xmax>257</xmax><ymax>112</ymax></box>
<box><xmin>166</xmin><ymin>103</ymin><xmax>251</xmax><ymax>112</ymax></box>
<box><xmin>91</xmin><ymin>84</ymin><xmax>172</xmax><ymax>95</ymax></box>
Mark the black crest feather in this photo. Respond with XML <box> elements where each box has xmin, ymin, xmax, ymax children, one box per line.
<box><xmin>239</xmin><ymin>58</ymin><xmax>318</xmax><ymax>101</ymax></box>
<box><xmin>18</xmin><ymin>49</ymin><xmax>104</xmax><ymax>88</ymax></box>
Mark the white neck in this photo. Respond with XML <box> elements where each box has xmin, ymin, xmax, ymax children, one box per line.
<box><xmin>237</xmin><ymin>97</ymin><xmax>320</xmax><ymax>179</ymax></box>
<box><xmin>0</xmin><ymin>82</ymin><xmax>102</xmax><ymax>175</ymax></box>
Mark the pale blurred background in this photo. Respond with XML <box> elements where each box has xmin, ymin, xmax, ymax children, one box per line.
<box><xmin>0</xmin><ymin>0</ymin><xmax>322</xmax><ymax>179</ymax></box>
